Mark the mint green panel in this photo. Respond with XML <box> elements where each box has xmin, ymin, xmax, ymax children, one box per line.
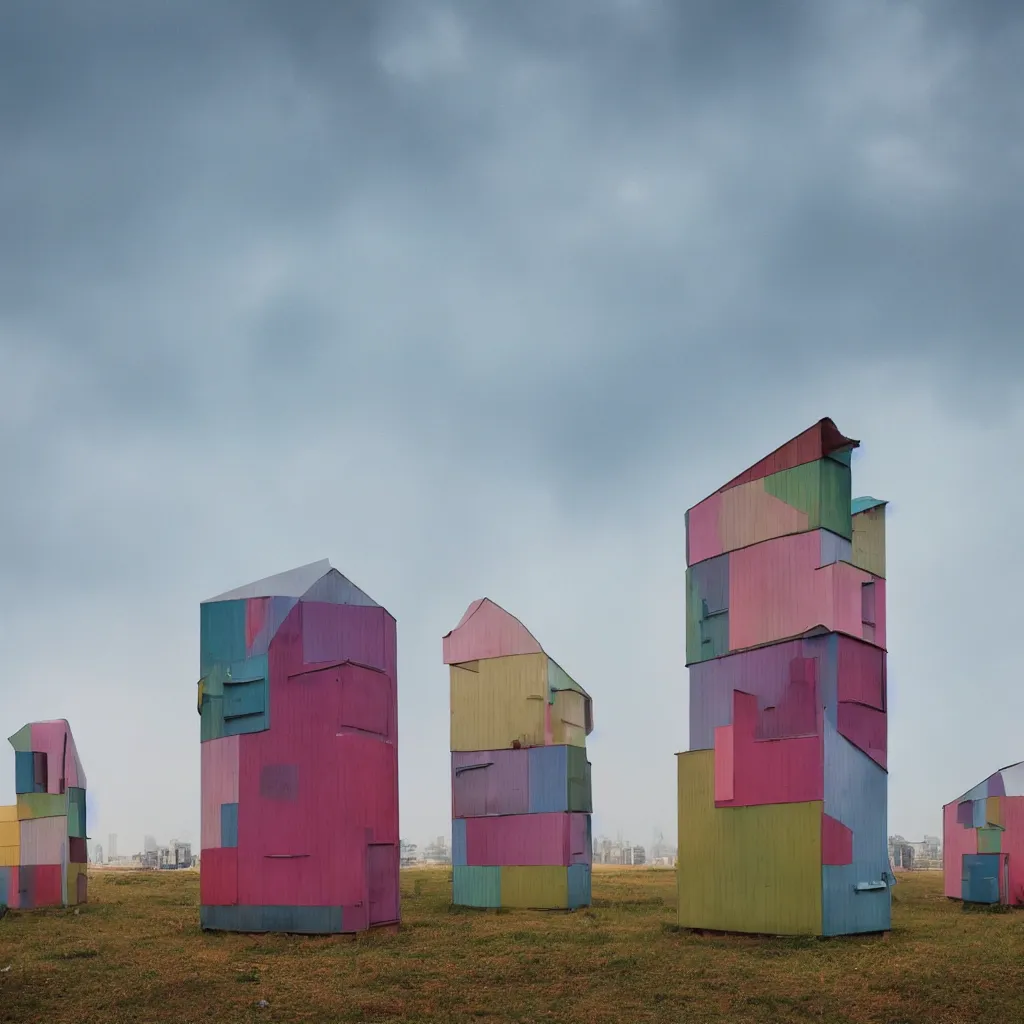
<box><xmin>817</xmin><ymin>458</ymin><xmax>852</xmax><ymax>539</ymax></box>
<box><xmin>7</xmin><ymin>726</ymin><xmax>32</xmax><ymax>753</ymax></box>
<box><xmin>763</xmin><ymin>459</ymin><xmax>852</xmax><ymax>539</ymax></box>
<box><xmin>67</xmin><ymin>788</ymin><xmax>87</xmax><ymax>839</ymax></box>
<box><xmin>201</xmin><ymin>696</ymin><xmax>225</xmax><ymax>742</ymax></box>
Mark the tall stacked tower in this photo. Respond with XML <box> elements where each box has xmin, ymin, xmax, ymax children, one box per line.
<box><xmin>444</xmin><ymin>599</ymin><xmax>593</xmax><ymax>910</ymax></box>
<box><xmin>678</xmin><ymin>418</ymin><xmax>891</xmax><ymax>936</ymax></box>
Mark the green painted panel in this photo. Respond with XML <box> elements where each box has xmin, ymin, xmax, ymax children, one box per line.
<box><xmin>6</xmin><ymin>726</ymin><xmax>32</xmax><ymax>753</ymax></box>
<box><xmin>818</xmin><ymin>458</ymin><xmax>852</xmax><ymax>539</ymax></box>
<box><xmin>200</xmin><ymin>696</ymin><xmax>225</xmax><ymax>742</ymax></box>
<box><xmin>567</xmin><ymin>746</ymin><xmax>592</xmax><ymax>813</ymax></box>
<box><xmin>978</xmin><ymin>827</ymin><xmax>1002</xmax><ymax>854</ymax></box>
<box><xmin>763</xmin><ymin>459</ymin><xmax>852</xmax><ymax>539</ymax></box>
<box><xmin>67</xmin><ymin>788</ymin><xmax>87</xmax><ymax>839</ymax></box>
<box><xmin>547</xmin><ymin>658</ymin><xmax>588</xmax><ymax>702</ymax></box>
<box><xmin>685</xmin><ymin>569</ymin><xmax>702</xmax><ymax>664</ymax></box>
<box><xmin>17</xmin><ymin>793</ymin><xmax>67</xmax><ymax>820</ymax></box>
<box><xmin>828</xmin><ymin>448</ymin><xmax>853</xmax><ymax>466</ymax></box>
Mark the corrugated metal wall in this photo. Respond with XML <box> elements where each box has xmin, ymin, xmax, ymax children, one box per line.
<box><xmin>677</xmin><ymin>750</ymin><xmax>823</xmax><ymax>935</ymax></box>
<box><xmin>500</xmin><ymin>866</ymin><xmax>569</xmax><ymax>909</ymax></box>
<box><xmin>851</xmin><ymin>506</ymin><xmax>886</xmax><ymax>578</ymax></box>
<box><xmin>450</xmin><ymin>654</ymin><xmax>548</xmax><ymax>751</ymax></box>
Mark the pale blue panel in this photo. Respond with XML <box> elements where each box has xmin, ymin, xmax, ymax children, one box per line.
<box><xmin>962</xmin><ymin>855</ymin><xmax>1000</xmax><ymax>904</ymax></box>
<box><xmin>223</xmin><ymin>680</ymin><xmax>265</xmax><ymax>719</ymax></box>
<box><xmin>451</xmin><ymin>818</ymin><xmax>467</xmax><ymax>867</ymax></box>
<box><xmin>567</xmin><ymin>864</ymin><xmax>591</xmax><ymax>909</ymax></box>
<box><xmin>819</xmin><ymin>530</ymin><xmax>853</xmax><ymax>567</ymax></box>
<box><xmin>221</xmin><ymin>803</ymin><xmax>238</xmax><ymax>848</ymax></box>
<box><xmin>0</xmin><ymin>866</ymin><xmax>10</xmax><ymax>907</ymax></box>
<box><xmin>972</xmin><ymin>799</ymin><xmax>988</xmax><ymax>828</ymax></box>
<box><xmin>529</xmin><ymin>745</ymin><xmax>568</xmax><ymax>813</ymax></box>
<box><xmin>957</xmin><ymin>781</ymin><xmax>990</xmax><ymax>804</ymax></box>
<box><xmin>302</xmin><ymin>570</ymin><xmax>379</xmax><ymax>607</ymax></box>
<box><xmin>452</xmin><ymin>866</ymin><xmax>501</xmax><ymax>908</ymax></box>
<box><xmin>823</xmin><ymin>722</ymin><xmax>891</xmax><ymax>936</ymax></box>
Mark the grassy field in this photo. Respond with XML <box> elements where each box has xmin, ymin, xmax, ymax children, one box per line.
<box><xmin>0</xmin><ymin>867</ymin><xmax>1022</xmax><ymax>1023</ymax></box>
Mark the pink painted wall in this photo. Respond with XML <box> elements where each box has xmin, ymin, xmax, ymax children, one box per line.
<box><xmin>443</xmin><ymin>598</ymin><xmax>544</xmax><ymax>664</ymax></box>
<box><xmin>19</xmin><ymin>816</ymin><xmax>66</xmax><ymax>865</ymax></box>
<box><xmin>463</xmin><ymin>812</ymin><xmax>584</xmax><ymax>867</ymax></box>
<box><xmin>201</xmin><ymin>735</ymin><xmax>239</xmax><ymax>850</ymax></box>
<box><xmin>942</xmin><ymin>801</ymin><xmax>977</xmax><ymax>899</ymax></box>
<box><xmin>837</xmin><ymin>702</ymin><xmax>886</xmax><ymax>770</ymax></box>
<box><xmin>822</xmin><ymin>813</ymin><xmax>853</xmax><ymax>865</ymax></box>
<box><xmin>30</xmin><ymin>721</ymin><xmax>84</xmax><ymax>792</ymax></box>
<box><xmin>837</xmin><ymin>637</ymin><xmax>885</xmax><ymax>708</ymax></box>
<box><xmin>201</xmin><ymin>848</ymin><xmax>238</xmax><ymax>906</ymax></box>
<box><xmin>999</xmin><ymin>796</ymin><xmax>1024</xmax><ymax>906</ymax></box>
<box><xmin>687</xmin><ymin>493</ymin><xmax>722</xmax><ymax>565</ymax></box>
<box><xmin>729</xmin><ymin>533</ymin><xmax>885</xmax><ymax>652</ymax></box>
<box><xmin>714</xmin><ymin>690</ymin><xmax>822</xmax><ymax>808</ymax></box>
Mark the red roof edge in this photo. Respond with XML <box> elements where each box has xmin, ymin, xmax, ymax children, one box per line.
<box><xmin>717</xmin><ymin>418</ymin><xmax>860</xmax><ymax>495</ymax></box>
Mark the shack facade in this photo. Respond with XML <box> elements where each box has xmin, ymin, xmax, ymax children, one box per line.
<box><xmin>198</xmin><ymin>559</ymin><xmax>399</xmax><ymax>933</ymax></box>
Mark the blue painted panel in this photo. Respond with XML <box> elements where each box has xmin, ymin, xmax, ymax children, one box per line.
<box><xmin>957</xmin><ymin>780</ymin><xmax>990</xmax><ymax>804</ymax></box>
<box><xmin>529</xmin><ymin>745</ymin><xmax>568</xmax><ymax>813</ymax></box>
<box><xmin>14</xmin><ymin>752</ymin><xmax>35</xmax><ymax>795</ymax></box>
<box><xmin>200</xmin><ymin>600</ymin><xmax>247</xmax><ymax>675</ymax></box>
<box><xmin>962</xmin><ymin>854</ymin><xmax>1000</xmax><ymax>904</ymax></box>
<box><xmin>568</xmin><ymin>864</ymin><xmax>591</xmax><ymax>909</ymax></box>
<box><xmin>223</xmin><ymin>680</ymin><xmax>265</xmax><ymax>719</ymax></box>
<box><xmin>221</xmin><ymin>803</ymin><xmax>239</xmax><ymax>848</ymax></box>
<box><xmin>200</xmin><ymin>904</ymin><xmax>344</xmax><ymax>933</ymax></box>
<box><xmin>0</xmin><ymin>866</ymin><xmax>10</xmax><ymax>907</ymax></box>
<box><xmin>823</xmin><ymin>722</ymin><xmax>891</xmax><ymax>936</ymax></box>
<box><xmin>972</xmin><ymin>799</ymin><xmax>988</xmax><ymax>829</ymax></box>
<box><xmin>452</xmin><ymin>866</ymin><xmax>501</xmax><ymax>908</ymax></box>
<box><xmin>819</xmin><ymin>530</ymin><xmax>853</xmax><ymax>567</ymax></box>
<box><xmin>451</xmin><ymin>818</ymin><xmax>467</xmax><ymax>867</ymax></box>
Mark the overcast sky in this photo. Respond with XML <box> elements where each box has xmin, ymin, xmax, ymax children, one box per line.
<box><xmin>2</xmin><ymin>0</ymin><xmax>1022</xmax><ymax>856</ymax></box>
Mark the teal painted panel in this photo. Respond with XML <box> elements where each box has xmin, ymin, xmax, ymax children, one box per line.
<box><xmin>547</xmin><ymin>658</ymin><xmax>587</xmax><ymax>701</ymax></box>
<box><xmin>568</xmin><ymin>864</ymin><xmax>591</xmax><ymax>908</ymax></box>
<box><xmin>568</xmin><ymin>745</ymin><xmax>592</xmax><ymax>813</ymax></box>
<box><xmin>14</xmin><ymin>752</ymin><xmax>34</xmax><ymax>795</ymax></box>
<box><xmin>453</xmin><ymin>866</ymin><xmax>501</xmax><ymax>908</ymax></box>
<box><xmin>221</xmin><ymin>803</ymin><xmax>238</xmax><ymax>848</ymax></box>
<box><xmin>0</xmin><ymin>866</ymin><xmax>10</xmax><ymax>907</ymax></box>
<box><xmin>963</xmin><ymin>854</ymin><xmax>1000</xmax><ymax>904</ymax></box>
<box><xmin>223</xmin><ymin>711</ymin><xmax>267</xmax><ymax>737</ymax></box>
<box><xmin>67</xmin><ymin>788</ymin><xmax>87</xmax><ymax>839</ymax></box>
<box><xmin>223</xmin><ymin>680</ymin><xmax>265</xmax><ymax>719</ymax></box>
<box><xmin>851</xmin><ymin>496</ymin><xmax>886</xmax><ymax>515</ymax></box>
<box><xmin>200</xmin><ymin>904</ymin><xmax>345</xmax><ymax>933</ymax></box>
<box><xmin>451</xmin><ymin>818</ymin><xmax>467</xmax><ymax>866</ymax></box>
<box><xmin>227</xmin><ymin>655</ymin><xmax>269</xmax><ymax>683</ymax></box>
<box><xmin>200</xmin><ymin>600</ymin><xmax>247</xmax><ymax>675</ymax></box>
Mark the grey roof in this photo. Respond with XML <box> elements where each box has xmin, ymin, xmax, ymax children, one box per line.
<box><xmin>203</xmin><ymin>559</ymin><xmax>379</xmax><ymax>607</ymax></box>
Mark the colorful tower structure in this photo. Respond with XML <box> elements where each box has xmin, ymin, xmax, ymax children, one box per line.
<box><xmin>678</xmin><ymin>418</ymin><xmax>892</xmax><ymax>935</ymax></box>
<box><xmin>198</xmin><ymin>559</ymin><xmax>399</xmax><ymax>933</ymax></box>
<box><xmin>444</xmin><ymin>599</ymin><xmax>593</xmax><ymax>909</ymax></box>
<box><xmin>0</xmin><ymin>720</ymin><xmax>88</xmax><ymax>910</ymax></box>
<box><xmin>944</xmin><ymin>763</ymin><xmax>1024</xmax><ymax>905</ymax></box>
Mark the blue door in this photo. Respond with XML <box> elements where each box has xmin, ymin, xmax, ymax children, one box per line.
<box><xmin>962</xmin><ymin>854</ymin><xmax>1000</xmax><ymax>904</ymax></box>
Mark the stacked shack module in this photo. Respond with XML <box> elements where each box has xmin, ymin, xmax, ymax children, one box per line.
<box><xmin>943</xmin><ymin>762</ymin><xmax>1024</xmax><ymax>905</ymax></box>
<box><xmin>0</xmin><ymin>720</ymin><xmax>87</xmax><ymax>910</ymax></box>
<box><xmin>679</xmin><ymin>418</ymin><xmax>892</xmax><ymax>936</ymax></box>
<box><xmin>444</xmin><ymin>599</ymin><xmax>593</xmax><ymax>909</ymax></box>
<box><xmin>198</xmin><ymin>559</ymin><xmax>399</xmax><ymax>934</ymax></box>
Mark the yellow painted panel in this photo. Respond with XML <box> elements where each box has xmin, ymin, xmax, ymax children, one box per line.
<box><xmin>17</xmin><ymin>793</ymin><xmax>67</xmax><ymax>820</ymax></box>
<box><xmin>987</xmin><ymin>796</ymin><xmax>1003</xmax><ymax>828</ymax></box>
<box><xmin>500</xmin><ymin>866</ymin><xmax>568</xmax><ymax>909</ymax></box>
<box><xmin>0</xmin><ymin>846</ymin><xmax>19</xmax><ymax>867</ymax></box>
<box><xmin>0</xmin><ymin>805</ymin><xmax>17</xmax><ymax>824</ymax></box>
<box><xmin>851</xmin><ymin>506</ymin><xmax>886</xmax><ymax>578</ymax></box>
<box><xmin>450</xmin><ymin>653</ymin><xmax>548</xmax><ymax>752</ymax></box>
<box><xmin>67</xmin><ymin>863</ymin><xmax>87</xmax><ymax>906</ymax></box>
<box><xmin>0</xmin><ymin>820</ymin><xmax>20</xmax><ymax>848</ymax></box>
<box><xmin>677</xmin><ymin>750</ymin><xmax>822</xmax><ymax>935</ymax></box>
<box><xmin>551</xmin><ymin>690</ymin><xmax>587</xmax><ymax>747</ymax></box>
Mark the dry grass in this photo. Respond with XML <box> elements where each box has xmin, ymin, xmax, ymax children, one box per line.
<box><xmin>0</xmin><ymin>867</ymin><xmax>1022</xmax><ymax>1022</ymax></box>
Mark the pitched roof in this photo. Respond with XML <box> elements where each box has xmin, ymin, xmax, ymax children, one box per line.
<box><xmin>202</xmin><ymin>559</ymin><xmax>378</xmax><ymax>607</ymax></box>
<box><xmin>852</xmin><ymin>496</ymin><xmax>888</xmax><ymax>515</ymax></box>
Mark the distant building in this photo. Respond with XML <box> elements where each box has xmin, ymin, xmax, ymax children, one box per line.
<box><xmin>108</xmin><ymin>834</ymin><xmax>118</xmax><ymax>860</ymax></box>
<box><xmin>421</xmin><ymin>837</ymin><xmax>451</xmax><ymax>865</ymax></box>
<box><xmin>888</xmin><ymin>835</ymin><xmax>941</xmax><ymax>872</ymax></box>
<box><xmin>93</xmin><ymin>843</ymin><xmax>103</xmax><ymax>865</ymax></box>
<box><xmin>144</xmin><ymin>835</ymin><xmax>157</xmax><ymax>854</ymax></box>
<box><xmin>1</xmin><ymin>720</ymin><xmax>88</xmax><ymax>909</ymax></box>
<box><xmin>944</xmin><ymin>762</ymin><xmax>1024</xmax><ymax>904</ymax></box>
<box><xmin>444</xmin><ymin>598</ymin><xmax>593</xmax><ymax>910</ymax></box>
<box><xmin>400</xmin><ymin>841</ymin><xmax>418</xmax><ymax>868</ymax></box>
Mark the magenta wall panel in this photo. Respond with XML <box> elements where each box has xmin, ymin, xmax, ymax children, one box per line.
<box><xmin>30</xmin><ymin>721</ymin><xmax>85</xmax><ymax>792</ymax></box>
<box><xmin>569</xmin><ymin>811</ymin><xmax>591</xmax><ymax>866</ymax></box>
<box><xmin>822</xmin><ymin>814</ymin><xmax>853</xmax><ymax>866</ymax></box>
<box><xmin>463</xmin><ymin>813</ymin><xmax>585</xmax><ymax>867</ymax></box>
<box><xmin>837</xmin><ymin>637</ymin><xmax>885</xmax><ymax>709</ymax></box>
<box><xmin>837</xmin><ymin>702</ymin><xmax>887</xmax><ymax>770</ymax></box>
<box><xmin>1000</xmin><ymin>797</ymin><xmax>1024</xmax><ymax>906</ymax></box>
<box><xmin>714</xmin><ymin>725</ymin><xmax>734</xmax><ymax>803</ymax></box>
<box><xmin>942</xmin><ymin>801</ymin><xmax>977</xmax><ymax>898</ymax></box>
<box><xmin>714</xmin><ymin>691</ymin><xmax>823</xmax><ymax>808</ymax></box>
<box><xmin>452</xmin><ymin>750</ymin><xmax>530</xmax><ymax>818</ymax></box>
<box><xmin>199</xmin><ymin>562</ymin><xmax>399</xmax><ymax>933</ymax></box>
<box><xmin>442</xmin><ymin>598</ymin><xmax>544</xmax><ymax>665</ymax></box>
